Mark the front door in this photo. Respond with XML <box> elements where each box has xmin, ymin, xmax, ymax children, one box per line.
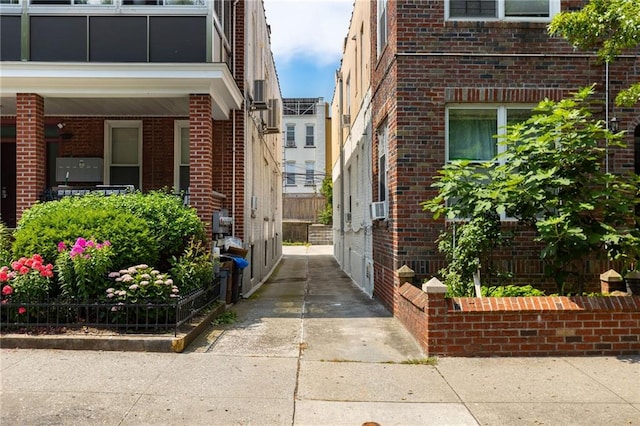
<box><xmin>1</xmin><ymin>142</ymin><xmax>17</xmax><ymax>227</ymax></box>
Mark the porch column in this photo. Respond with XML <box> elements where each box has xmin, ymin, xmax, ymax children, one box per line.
<box><xmin>15</xmin><ymin>93</ymin><xmax>45</xmax><ymax>221</ymax></box>
<box><xmin>189</xmin><ymin>94</ymin><xmax>214</xmax><ymax>237</ymax></box>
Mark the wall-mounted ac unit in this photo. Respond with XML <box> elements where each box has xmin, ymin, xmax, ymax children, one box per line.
<box><xmin>252</xmin><ymin>80</ymin><xmax>268</xmax><ymax>110</ymax></box>
<box><xmin>265</xmin><ymin>98</ymin><xmax>281</xmax><ymax>134</ymax></box>
<box><xmin>341</xmin><ymin>114</ymin><xmax>351</xmax><ymax>128</ymax></box>
<box><xmin>370</xmin><ymin>201</ymin><xmax>387</xmax><ymax>220</ymax></box>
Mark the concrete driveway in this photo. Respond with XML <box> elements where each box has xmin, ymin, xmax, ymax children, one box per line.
<box><xmin>1</xmin><ymin>245</ymin><xmax>638</xmax><ymax>425</ymax></box>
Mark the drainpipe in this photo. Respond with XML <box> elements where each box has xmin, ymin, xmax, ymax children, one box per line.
<box><xmin>232</xmin><ymin>0</ymin><xmax>240</xmax><ymax>236</ymax></box>
<box><xmin>337</xmin><ymin>71</ymin><xmax>345</xmax><ymax>266</ymax></box>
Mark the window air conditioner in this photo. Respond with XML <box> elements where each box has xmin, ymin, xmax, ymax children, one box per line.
<box><xmin>265</xmin><ymin>99</ymin><xmax>281</xmax><ymax>133</ymax></box>
<box><xmin>370</xmin><ymin>201</ymin><xmax>387</xmax><ymax>220</ymax></box>
<box><xmin>341</xmin><ymin>114</ymin><xmax>351</xmax><ymax>128</ymax></box>
<box><xmin>252</xmin><ymin>80</ymin><xmax>268</xmax><ymax>110</ymax></box>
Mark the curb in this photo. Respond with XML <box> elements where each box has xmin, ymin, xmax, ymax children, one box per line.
<box><xmin>0</xmin><ymin>303</ymin><xmax>227</xmax><ymax>353</ymax></box>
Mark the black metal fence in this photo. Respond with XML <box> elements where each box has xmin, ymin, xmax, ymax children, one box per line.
<box><xmin>0</xmin><ymin>279</ymin><xmax>220</xmax><ymax>336</ymax></box>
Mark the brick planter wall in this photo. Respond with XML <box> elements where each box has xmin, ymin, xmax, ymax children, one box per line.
<box><xmin>398</xmin><ymin>282</ymin><xmax>640</xmax><ymax>357</ymax></box>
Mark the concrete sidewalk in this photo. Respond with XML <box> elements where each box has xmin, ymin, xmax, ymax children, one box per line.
<box><xmin>2</xmin><ymin>245</ymin><xmax>639</xmax><ymax>425</ymax></box>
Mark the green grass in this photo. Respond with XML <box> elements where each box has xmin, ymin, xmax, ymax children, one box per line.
<box><xmin>211</xmin><ymin>310</ymin><xmax>237</xmax><ymax>325</ymax></box>
<box><xmin>400</xmin><ymin>357</ymin><xmax>438</xmax><ymax>366</ymax></box>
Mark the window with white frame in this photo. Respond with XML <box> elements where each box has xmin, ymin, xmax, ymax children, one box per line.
<box><xmin>377</xmin><ymin>0</ymin><xmax>388</xmax><ymax>56</ymax></box>
<box><xmin>174</xmin><ymin>120</ymin><xmax>189</xmax><ymax>193</ymax></box>
<box><xmin>305</xmin><ymin>125</ymin><xmax>315</xmax><ymax>147</ymax></box>
<box><xmin>105</xmin><ymin>120</ymin><xmax>142</xmax><ymax>189</ymax></box>
<box><xmin>447</xmin><ymin>105</ymin><xmax>534</xmax><ymax>219</ymax></box>
<box><xmin>305</xmin><ymin>161</ymin><xmax>315</xmax><ymax>186</ymax></box>
<box><xmin>377</xmin><ymin>121</ymin><xmax>388</xmax><ymax>202</ymax></box>
<box><xmin>447</xmin><ymin>0</ymin><xmax>559</xmax><ymax>20</ymax></box>
<box><xmin>285</xmin><ymin>124</ymin><xmax>295</xmax><ymax>147</ymax></box>
<box><xmin>447</xmin><ymin>105</ymin><xmax>534</xmax><ymax>163</ymax></box>
<box><xmin>285</xmin><ymin>161</ymin><xmax>296</xmax><ymax>185</ymax></box>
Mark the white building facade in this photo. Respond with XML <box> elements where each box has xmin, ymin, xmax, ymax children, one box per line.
<box><xmin>282</xmin><ymin>98</ymin><xmax>327</xmax><ymax>195</ymax></box>
<box><xmin>331</xmin><ymin>0</ymin><xmax>374</xmax><ymax>296</ymax></box>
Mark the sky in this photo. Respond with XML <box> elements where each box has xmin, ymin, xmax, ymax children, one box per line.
<box><xmin>262</xmin><ymin>0</ymin><xmax>354</xmax><ymax>103</ymax></box>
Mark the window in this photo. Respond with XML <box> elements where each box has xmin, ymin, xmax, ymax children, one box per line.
<box><xmin>377</xmin><ymin>121</ymin><xmax>388</xmax><ymax>202</ymax></box>
<box><xmin>105</xmin><ymin>120</ymin><xmax>142</xmax><ymax>189</ymax></box>
<box><xmin>285</xmin><ymin>124</ymin><xmax>295</xmax><ymax>147</ymax></box>
<box><xmin>174</xmin><ymin>120</ymin><xmax>189</xmax><ymax>193</ymax></box>
<box><xmin>377</xmin><ymin>0</ymin><xmax>387</xmax><ymax>56</ymax></box>
<box><xmin>285</xmin><ymin>161</ymin><xmax>296</xmax><ymax>185</ymax></box>
<box><xmin>447</xmin><ymin>105</ymin><xmax>534</xmax><ymax>163</ymax></box>
<box><xmin>305</xmin><ymin>161</ymin><xmax>315</xmax><ymax>186</ymax></box>
<box><xmin>447</xmin><ymin>0</ymin><xmax>558</xmax><ymax>20</ymax></box>
<box><xmin>305</xmin><ymin>125</ymin><xmax>314</xmax><ymax>147</ymax></box>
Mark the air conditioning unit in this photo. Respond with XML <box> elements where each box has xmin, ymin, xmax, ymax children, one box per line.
<box><xmin>341</xmin><ymin>114</ymin><xmax>351</xmax><ymax>128</ymax></box>
<box><xmin>370</xmin><ymin>201</ymin><xmax>387</xmax><ymax>220</ymax></box>
<box><xmin>265</xmin><ymin>98</ymin><xmax>281</xmax><ymax>134</ymax></box>
<box><xmin>345</xmin><ymin>212</ymin><xmax>352</xmax><ymax>223</ymax></box>
<box><xmin>252</xmin><ymin>80</ymin><xmax>268</xmax><ymax>110</ymax></box>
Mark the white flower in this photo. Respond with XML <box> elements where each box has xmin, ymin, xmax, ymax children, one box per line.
<box><xmin>108</xmin><ymin>272</ymin><xmax>120</xmax><ymax>278</ymax></box>
<box><xmin>106</xmin><ymin>288</ymin><xmax>114</xmax><ymax>293</ymax></box>
<box><xmin>129</xmin><ymin>284</ymin><xmax>139</xmax><ymax>291</ymax></box>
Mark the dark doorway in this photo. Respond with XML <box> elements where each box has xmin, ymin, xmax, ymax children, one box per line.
<box><xmin>1</xmin><ymin>142</ymin><xmax>17</xmax><ymax>228</ymax></box>
<box><xmin>635</xmin><ymin>125</ymin><xmax>640</xmax><ymax>223</ymax></box>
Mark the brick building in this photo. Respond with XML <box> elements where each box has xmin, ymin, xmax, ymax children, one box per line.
<box><xmin>0</xmin><ymin>0</ymin><xmax>283</xmax><ymax>297</ymax></box>
<box><xmin>333</xmin><ymin>0</ymin><xmax>640</xmax><ymax>313</ymax></box>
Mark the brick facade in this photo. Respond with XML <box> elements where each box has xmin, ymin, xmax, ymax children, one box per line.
<box><xmin>15</xmin><ymin>94</ymin><xmax>45</xmax><ymax>221</ymax></box>
<box><xmin>370</xmin><ymin>0</ymin><xmax>640</xmax><ymax>312</ymax></box>
<box><xmin>398</xmin><ymin>282</ymin><xmax>640</xmax><ymax>356</ymax></box>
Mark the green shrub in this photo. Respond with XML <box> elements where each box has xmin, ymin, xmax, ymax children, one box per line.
<box><xmin>169</xmin><ymin>239</ymin><xmax>216</xmax><ymax>294</ymax></box>
<box><xmin>13</xmin><ymin>204</ymin><xmax>158</xmax><ymax>269</ymax></box>
<box><xmin>481</xmin><ymin>285</ymin><xmax>545</xmax><ymax>297</ymax></box>
<box><xmin>93</xmin><ymin>190</ymin><xmax>205</xmax><ymax>269</ymax></box>
<box><xmin>0</xmin><ymin>221</ymin><xmax>12</xmax><ymax>267</ymax></box>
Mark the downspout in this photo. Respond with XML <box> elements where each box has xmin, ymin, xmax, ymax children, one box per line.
<box><xmin>605</xmin><ymin>61</ymin><xmax>610</xmax><ymax>174</ymax></box>
<box><xmin>232</xmin><ymin>0</ymin><xmax>240</xmax><ymax>236</ymax></box>
<box><xmin>337</xmin><ymin>72</ymin><xmax>345</xmax><ymax>265</ymax></box>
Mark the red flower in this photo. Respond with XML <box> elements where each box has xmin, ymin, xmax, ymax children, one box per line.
<box><xmin>18</xmin><ymin>307</ymin><xmax>26</xmax><ymax>315</ymax></box>
<box><xmin>19</xmin><ymin>266</ymin><xmax>29</xmax><ymax>275</ymax></box>
<box><xmin>2</xmin><ymin>285</ymin><xmax>13</xmax><ymax>296</ymax></box>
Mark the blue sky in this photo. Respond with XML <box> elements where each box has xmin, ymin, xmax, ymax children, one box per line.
<box><xmin>263</xmin><ymin>0</ymin><xmax>354</xmax><ymax>103</ymax></box>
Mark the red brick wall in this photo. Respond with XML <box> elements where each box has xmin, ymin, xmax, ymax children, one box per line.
<box><xmin>398</xmin><ymin>283</ymin><xmax>640</xmax><ymax>356</ymax></box>
<box><xmin>189</xmin><ymin>95</ymin><xmax>214</xmax><ymax>233</ymax></box>
<box><xmin>370</xmin><ymin>0</ymin><xmax>640</xmax><ymax>313</ymax></box>
<box><xmin>15</xmin><ymin>94</ymin><xmax>45</xmax><ymax>220</ymax></box>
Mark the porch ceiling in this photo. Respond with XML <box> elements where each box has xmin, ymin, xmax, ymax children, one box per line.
<box><xmin>0</xmin><ymin>62</ymin><xmax>244</xmax><ymax>120</ymax></box>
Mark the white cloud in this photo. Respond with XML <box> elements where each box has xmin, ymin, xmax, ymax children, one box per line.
<box><xmin>263</xmin><ymin>0</ymin><xmax>354</xmax><ymax>66</ymax></box>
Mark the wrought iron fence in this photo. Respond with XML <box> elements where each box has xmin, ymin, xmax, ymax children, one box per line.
<box><xmin>0</xmin><ymin>279</ymin><xmax>220</xmax><ymax>336</ymax></box>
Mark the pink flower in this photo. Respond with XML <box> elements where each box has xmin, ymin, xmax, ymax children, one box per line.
<box><xmin>19</xmin><ymin>266</ymin><xmax>29</xmax><ymax>275</ymax></box>
<box><xmin>58</xmin><ymin>241</ymin><xmax>67</xmax><ymax>252</ymax></box>
<box><xmin>75</xmin><ymin>237</ymin><xmax>87</xmax><ymax>247</ymax></box>
<box><xmin>2</xmin><ymin>285</ymin><xmax>13</xmax><ymax>296</ymax></box>
<box><xmin>18</xmin><ymin>307</ymin><xmax>26</xmax><ymax>315</ymax></box>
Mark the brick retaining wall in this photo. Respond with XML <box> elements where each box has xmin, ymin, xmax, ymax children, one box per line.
<box><xmin>397</xmin><ymin>282</ymin><xmax>640</xmax><ymax>357</ymax></box>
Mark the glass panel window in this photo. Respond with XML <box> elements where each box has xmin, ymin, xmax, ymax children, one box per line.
<box><xmin>448</xmin><ymin>0</ymin><xmax>554</xmax><ymax>20</ymax></box>
<box><xmin>285</xmin><ymin>161</ymin><xmax>295</xmax><ymax>185</ymax></box>
<box><xmin>175</xmin><ymin>122</ymin><xmax>189</xmax><ymax>192</ymax></box>
<box><xmin>377</xmin><ymin>0</ymin><xmax>387</xmax><ymax>55</ymax></box>
<box><xmin>377</xmin><ymin>122</ymin><xmax>388</xmax><ymax>202</ymax></box>
<box><xmin>448</xmin><ymin>109</ymin><xmax>497</xmax><ymax>161</ymax></box>
<box><xmin>449</xmin><ymin>0</ymin><xmax>496</xmax><ymax>18</ymax></box>
<box><xmin>107</xmin><ymin>121</ymin><xmax>141</xmax><ymax>189</ymax></box>
<box><xmin>286</xmin><ymin>124</ymin><xmax>295</xmax><ymax>147</ymax></box>
<box><xmin>505</xmin><ymin>0</ymin><xmax>548</xmax><ymax>17</ymax></box>
<box><xmin>305</xmin><ymin>125</ymin><xmax>314</xmax><ymax>147</ymax></box>
<box><xmin>305</xmin><ymin>162</ymin><xmax>314</xmax><ymax>185</ymax></box>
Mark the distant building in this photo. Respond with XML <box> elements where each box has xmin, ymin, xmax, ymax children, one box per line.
<box><xmin>281</xmin><ymin>97</ymin><xmax>331</xmax><ymax>243</ymax></box>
